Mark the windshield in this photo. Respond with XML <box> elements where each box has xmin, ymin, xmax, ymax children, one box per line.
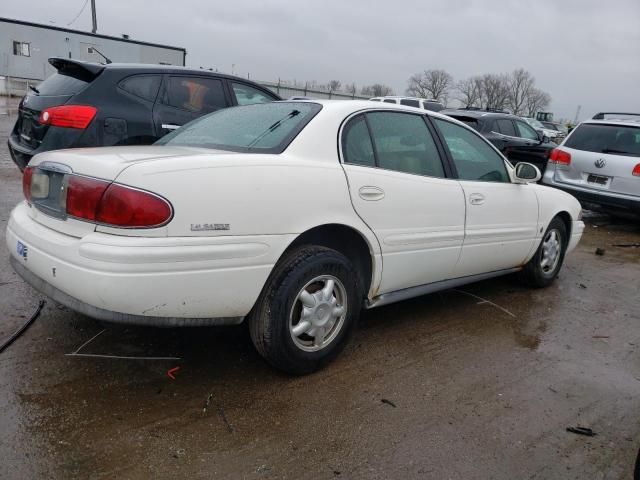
<box><xmin>156</xmin><ymin>102</ymin><xmax>322</xmax><ymax>153</ymax></box>
<box><xmin>565</xmin><ymin>123</ymin><xmax>640</xmax><ymax>157</ymax></box>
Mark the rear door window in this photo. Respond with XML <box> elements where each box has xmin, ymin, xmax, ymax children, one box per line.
<box><xmin>342</xmin><ymin>115</ymin><xmax>375</xmax><ymax>167</ymax></box>
<box><xmin>119</xmin><ymin>75</ymin><xmax>161</xmax><ymax>102</ymax></box>
<box><xmin>365</xmin><ymin>111</ymin><xmax>445</xmax><ymax>177</ymax></box>
<box><xmin>496</xmin><ymin>119</ymin><xmax>517</xmax><ymax>137</ymax></box>
<box><xmin>565</xmin><ymin>123</ymin><xmax>640</xmax><ymax>156</ymax></box>
<box><xmin>231</xmin><ymin>82</ymin><xmax>276</xmax><ymax>106</ymax></box>
<box><xmin>36</xmin><ymin>73</ymin><xmax>89</xmax><ymax>96</ymax></box>
<box><xmin>163</xmin><ymin>76</ymin><xmax>228</xmax><ymax>113</ymax></box>
<box><xmin>434</xmin><ymin>118</ymin><xmax>509</xmax><ymax>182</ymax></box>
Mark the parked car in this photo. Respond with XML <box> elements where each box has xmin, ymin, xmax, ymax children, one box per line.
<box><xmin>543</xmin><ymin>112</ymin><xmax>640</xmax><ymax>217</ymax></box>
<box><xmin>8</xmin><ymin>57</ymin><xmax>280</xmax><ymax>171</ymax></box>
<box><xmin>370</xmin><ymin>95</ymin><xmax>445</xmax><ymax>112</ymax></box>
<box><xmin>540</xmin><ymin>121</ymin><xmax>568</xmax><ymax>138</ymax></box>
<box><xmin>8</xmin><ymin>100</ymin><xmax>584</xmax><ymax>374</ymax></box>
<box><xmin>441</xmin><ymin>108</ymin><xmax>557</xmax><ymax>173</ymax></box>
<box><xmin>522</xmin><ymin>117</ymin><xmax>560</xmax><ymax>142</ymax></box>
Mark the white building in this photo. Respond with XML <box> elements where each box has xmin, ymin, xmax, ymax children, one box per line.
<box><xmin>1</xmin><ymin>17</ymin><xmax>186</xmax><ymax>95</ymax></box>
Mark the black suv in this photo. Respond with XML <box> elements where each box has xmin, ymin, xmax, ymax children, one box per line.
<box><xmin>441</xmin><ymin>108</ymin><xmax>557</xmax><ymax>173</ymax></box>
<box><xmin>9</xmin><ymin>58</ymin><xmax>280</xmax><ymax>171</ymax></box>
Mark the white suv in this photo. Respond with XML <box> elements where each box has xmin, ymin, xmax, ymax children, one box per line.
<box><xmin>543</xmin><ymin>112</ymin><xmax>640</xmax><ymax>216</ymax></box>
<box><xmin>370</xmin><ymin>96</ymin><xmax>444</xmax><ymax>112</ymax></box>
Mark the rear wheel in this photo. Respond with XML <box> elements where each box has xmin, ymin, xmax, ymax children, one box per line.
<box><xmin>249</xmin><ymin>246</ymin><xmax>361</xmax><ymax>374</ymax></box>
<box><xmin>520</xmin><ymin>217</ymin><xmax>567</xmax><ymax>288</ymax></box>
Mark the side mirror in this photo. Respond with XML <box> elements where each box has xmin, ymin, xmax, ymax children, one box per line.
<box><xmin>514</xmin><ymin>162</ymin><xmax>541</xmax><ymax>183</ymax></box>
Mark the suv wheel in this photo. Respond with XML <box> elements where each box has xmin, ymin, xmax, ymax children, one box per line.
<box><xmin>249</xmin><ymin>246</ymin><xmax>361</xmax><ymax>374</ymax></box>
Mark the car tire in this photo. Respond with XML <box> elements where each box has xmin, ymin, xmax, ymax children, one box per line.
<box><xmin>249</xmin><ymin>246</ymin><xmax>361</xmax><ymax>375</ymax></box>
<box><xmin>519</xmin><ymin>217</ymin><xmax>568</xmax><ymax>288</ymax></box>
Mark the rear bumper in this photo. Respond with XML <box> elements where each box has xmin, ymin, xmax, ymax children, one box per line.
<box><xmin>543</xmin><ymin>173</ymin><xmax>640</xmax><ymax>214</ymax></box>
<box><xmin>7</xmin><ymin>203</ymin><xmax>293</xmax><ymax>326</ymax></box>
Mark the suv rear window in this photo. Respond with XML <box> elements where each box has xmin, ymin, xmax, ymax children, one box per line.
<box><xmin>36</xmin><ymin>73</ymin><xmax>89</xmax><ymax>96</ymax></box>
<box><xmin>565</xmin><ymin>123</ymin><xmax>640</xmax><ymax>157</ymax></box>
<box><xmin>156</xmin><ymin>102</ymin><xmax>321</xmax><ymax>153</ymax></box>
<box><xmin>447</xmin><ymin>115</ymin><xmax>479</xmax><ymax>130</ymax></box>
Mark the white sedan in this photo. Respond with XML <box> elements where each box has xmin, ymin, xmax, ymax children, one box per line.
<box><xmin>7</xmin><ymin>100</ymin><xmax>584</xmax><ymax>373</ymax></box>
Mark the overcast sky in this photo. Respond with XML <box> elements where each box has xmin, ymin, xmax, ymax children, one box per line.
<box><xmin>2</xmin><ymin>0</ymin><xmax>639</xmax><ymax>121</ymax></box>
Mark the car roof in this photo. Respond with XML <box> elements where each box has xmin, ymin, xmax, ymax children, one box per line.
<box><xmin>373</xmin><ymin>95</ymin><xmax>442</xmax><ymax>103</ymax></box>
<box><xmin>439</xmin><ymin>109</ymin><xmax>517</xmax><ymax>120</ymax></box>
<box><xmin>580</xmin><ymin>118</ymin><xmax>640</xmax><ymax>128</ymax></box>
<box><xmin>48</xmin><ymin>57</ymin><xmax>266</xmax><ymax>84</ymax></box>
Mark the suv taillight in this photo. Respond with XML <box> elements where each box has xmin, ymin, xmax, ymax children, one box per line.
<box><xmin>38</xmin><ymin>105</ymin><xmax>97</xmax><ymax>129</ymax></box>
<box><xmin>549</xmin><ymin>148</ymin><xmax>571</xmax><ymax>165</ymax></box>
<box><xmin>66</xmin><ymin>176</ymin><xmax>172</xmax><ymax>228</ymax></box>
<box><xmin>22</xmin><ymin>166</ymin><xmax>33</xmax><ymax>202</ymax></box>
<box><xmin>633</xmin><ymin>164</ymin><xmax>640</xmax><ymax>177</ymax></box>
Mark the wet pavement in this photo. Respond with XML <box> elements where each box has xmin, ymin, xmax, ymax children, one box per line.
<box><xmin>0</xmin><ymin>103</ymin><xmax>639</xmax><ymax>479</ymax></box>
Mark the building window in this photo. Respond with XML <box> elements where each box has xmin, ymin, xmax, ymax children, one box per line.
<box><xmin>13</xmin><ymin>41</ymin><xmax>31</xmax><ymax>57</ymax></box>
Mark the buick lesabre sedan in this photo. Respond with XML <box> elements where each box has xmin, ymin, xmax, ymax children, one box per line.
<box><xmin>7</xmin><ymin>101</ymin><xmax>584</xmax><ymax>373</ymax></box>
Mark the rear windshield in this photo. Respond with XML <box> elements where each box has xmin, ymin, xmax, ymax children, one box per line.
<box><xmin>36</xmin><ymin>73</ymin><xmax>90</xmax><ymax>96</ymax></box>
<box><xmin>156</xmin><ymin>102</ymin><xmax>322</xmax><ymax>153</ymax></box>
<box><xmin>565</xmin><ymin>123</ymin><xmax>640</xmax><ymax>157</ymax></box>
<box><xmin>447</xmin><ymin>115</ymin><xmax>480</xmax><ymax>130</ymax></box>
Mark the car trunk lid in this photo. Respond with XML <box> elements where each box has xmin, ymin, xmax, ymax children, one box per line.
<box><xmin>24</xmin><ymin>145</ymin><xmax>233</xmax><ymax>237</ymax></box>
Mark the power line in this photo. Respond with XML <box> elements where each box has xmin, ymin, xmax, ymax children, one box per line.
<box><xmin>67</xmin><ymin>0</ymin><xmax>90</xmax><ymax>26</ymax></box>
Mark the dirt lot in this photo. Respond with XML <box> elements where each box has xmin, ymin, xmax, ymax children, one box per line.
<box><xmin>1</xmin><ymin>100</ymin><xmax>639</xmax><ymax>479</ymax></box>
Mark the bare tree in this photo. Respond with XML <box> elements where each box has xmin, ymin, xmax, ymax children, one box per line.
<box><xmin>507</xmin><ymin>68</ymin><xmax>535</xmax><ymax>116</ymax></box>
<box><xmin>479</xmin><ymin>74</ymin><xmax>510</xmax><ymax>110</ymax></box>
<box><xmin>456</xmin><ymin>76</ymin><xmax>483</xmax><ymax>108</ymax></box>
<box><xmin>406</xmin><ymin>69</ymin><xmax>453</xmax><ymax>103</ymax></box>
<box><xmin>328</xmin><ymin>80</ymin><xmax>342</xmax><ymax>92</ymax></box>
<box><xmin>345</xmin><ymin>82</ymin><xmax>357</xmax><ymax>97</ymax></box>
<box><xmin>525</xmin><ymin>88</ymin><xmax>551</xmax><ymax>117</ymax></box>
<box><xmin>361</xmin><ymin>84</ymin><xmax>394</xmax><ymax>97</ymax></box>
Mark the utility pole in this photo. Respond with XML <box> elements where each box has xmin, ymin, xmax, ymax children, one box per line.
<box><xmin>573</xmin><ymin>105</ymin><xmax>581</xmax><ymax>125</ymax></box>
<box><xmin>91</xmin><ymin>0</ymin><xmax>98</xmax><ymax>33</ymax></box>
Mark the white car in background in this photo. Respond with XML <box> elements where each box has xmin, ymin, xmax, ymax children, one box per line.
<box><xmin>522</xmin><ymin>117</ymin><xmax>560</xmax><ymax>142</ymax></box>
<box><xmin>8</xmin><ymin>100</ymin><xmax>584</xmax><ymax>373</ymax></box>
<box><xmin>543</xmin><ymin>112</ymin><xmax>640</xmax><ymax>217</ymax></box>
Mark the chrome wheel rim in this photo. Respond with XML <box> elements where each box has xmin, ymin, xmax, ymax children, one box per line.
<box><xmin>289</xmin><ymin>275</ymin><xmax>347</xmax><ymax>352</ymax></box>
<box><xmin>540</xmin><ymin>229</ymin><xmax>562</xmax><ymax>274</ymax></box>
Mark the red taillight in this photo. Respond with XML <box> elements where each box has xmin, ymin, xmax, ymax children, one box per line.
<box><xmin>633</xmin><ymin>164</ymin><xmax>640</xmax><ymax>177</ymax></box>
<box><xmin>66</xmin><ymin>175</ymin><xmax>110</xmax><ymax>221</ymax></box>
<box><xmin>96</xmin><ymin>184</ymin><xmax>172</xmax><ymax>228</ymax></box>
<box><xmin>38</xmin><ymin>105</ymin><xmax>97</xmax><ymax>129</ymax></box>
<box><xmin>549</xmin><ymin>148</ymin><xmax>571</xmax><ymax>165</ymax></box>
<box><xmin>22</xmin><ymin>166</ymin><xmax>33</xmax><ymax>202</ymax></box>
<box><xmin>66</xmin><ymin>175</ymin><xmax>172</xmax><ymax>228</ymax></box>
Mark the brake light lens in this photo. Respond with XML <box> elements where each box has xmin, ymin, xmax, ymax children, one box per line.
<box><xmin>549</xmin><ymin>148</ymin><xmax>571</xmax><ymax>165</ymax></box>
<box><xmin>22</xmin><ymin>166</ymin><xmax>33</xmax><ymax>202</ymax></box>
<box><xmin>66</xmin><ymin>175</ymin><xmax>110</xmax><ymax>221</ymax></box>
<box><xmin>633</xmin><ymin>164</ymin><xmax>640</xmax><ymax>177</ymax></box>
<box><xmin>38</xmin><ymin>105</ymin><xmax>97</xmax><ymax>129</ymax></box>
<box><xmin>65</xmin><ymin>175</ymin><xmax>172</xmax><ymax>228</ymax></box>
<box><xmin>96</xmin><ymin>184</ymin><xmax>173</xmax><ymax>227</ymax></box>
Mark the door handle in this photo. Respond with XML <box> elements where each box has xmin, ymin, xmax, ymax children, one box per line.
<box><xmin>358</xmin><ymin>186</ymin><xmax>385</xmax><ymax>201</ymax></box>
<box><xmin>469</xmin><ymin>193</ymin><xmax>485</xmax><ymax>205</ymax></box>
<box><xmin>161</xmin><ymin>124</ymin><xmax>181</xmax><ymax>130</ymax></box>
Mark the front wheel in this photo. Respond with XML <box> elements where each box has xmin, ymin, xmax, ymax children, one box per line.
<box><xmin>249</xmin><ymin>246</ymin><xmax>361</xmax><ymax>375</ymax></box>
<box><xmin>519</xmin><ymin>217</ymin><xmax>568</xmax><ymax>288</ymax></box>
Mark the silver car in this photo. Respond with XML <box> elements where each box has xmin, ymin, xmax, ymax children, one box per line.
<box><xmin>543</xmin><ymin>112</ymin><xmax>640</xmax><ymax>216</ymax></box>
